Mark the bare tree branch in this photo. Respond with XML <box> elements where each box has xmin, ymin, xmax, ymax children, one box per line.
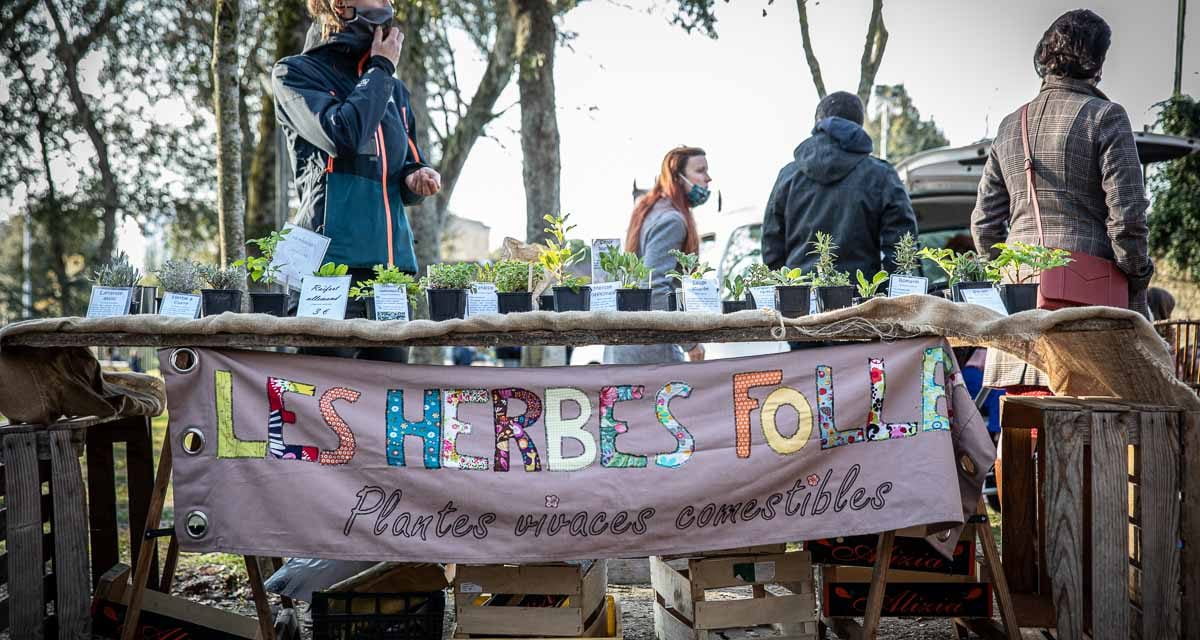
<box><xmin>795</xmin><ymin>0</ymin><xmax>826</xmax><ymax>99</ymax></box>
<box><xmin>856</xmin><ymin>0</ymin><xmax>887</xmax><ymax>104</ymax></box>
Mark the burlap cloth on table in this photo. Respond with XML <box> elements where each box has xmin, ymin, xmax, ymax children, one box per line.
<box><xmin>1</xmin><ymin>295</ymin><xmax>1195</xmax><ymax>424</ymax></box>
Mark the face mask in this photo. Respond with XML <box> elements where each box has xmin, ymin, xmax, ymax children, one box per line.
<box><xmin>329</xmin><ymin>5</ymin><xmax>395</xmax><ymax>50</ymax></box>
<box><xmin>681</xmin><ymin>177</ymin><xmax>711</xmax><ymax>207</ymax></box>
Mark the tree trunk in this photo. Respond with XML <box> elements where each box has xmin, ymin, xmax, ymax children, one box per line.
<box><xmin>399</xmin><ymin>3</ymin><xmax>439</xmax><ymax>272</ymax></box>
<box><xmin>856</xmin><ymin>0</ymin><xmax>888</xmax><ymax>105</ymax></box>
<box><xmin>512</xmin><ymin>0</ymin><xmax>560</xmax><ymax>246</ymax></box>
<box><xmin>213</xmin><ymin>0</ymin><xmax>247</xmax><ymax>291</ymax></box>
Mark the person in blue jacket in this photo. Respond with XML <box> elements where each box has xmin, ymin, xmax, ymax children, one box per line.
<box><xmin>273</xmin><ymin>0</ymin><xmax>440</xmax><ymax>360</ymax></box>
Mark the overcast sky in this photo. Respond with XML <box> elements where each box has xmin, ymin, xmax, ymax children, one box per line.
<box><xmin>447</xmin><ymin>0</ymin><xmax>1199</xmax><ymax>246</ymax></box>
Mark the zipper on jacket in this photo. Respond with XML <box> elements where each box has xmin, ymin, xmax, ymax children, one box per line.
<box><xmin>357</xmin><ymin>54</ymin><xmax>395</xmax><ymax>267</ymax></box>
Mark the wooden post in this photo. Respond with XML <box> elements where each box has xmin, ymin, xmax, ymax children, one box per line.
<box><xmin>1182</xmin><ymin>411</ymin><xmax>1200</xmax><ymax>639</ymax></box>
<box><xmin>1000</xmin><ymin>427</ymin><xmax>1038</xmax><ymax>593</ymax></box>
<box><xmin>244</xmin><ymin>555</ymin><xmax>277</xmax><ymax>640</ymax></box>
<box><xmin>861</xmin><ymin>530</ymin><xmax>894</xmax><ymax>640</ymax></box>
<box><xmin>121</xmin><ymin>434</ymin><xmax>173</xmax><ymax>640</ymax></box>
<box><xmin>1089</xmin><ymin>411</ymin><xmax>1129</xmax><ymax>640</ymax></box>
<box><xmin>1044</xmin><ymin>409</ymin><xmax>1085</xmax><ymax>639</ymax></box>
<box><xmin>1140</xmin><ymin>410</ymin><xmax>1181</xmax><ymax>639</ymax></box>
<box><xmin>5</xmin><ymin>431</ymin><xmax>45</xmax><ymax>639</ymax></box>
<box><xmin>50</xmin><ymin>429</ymin><xmax>92</xmax><ymax>640</ymax></box>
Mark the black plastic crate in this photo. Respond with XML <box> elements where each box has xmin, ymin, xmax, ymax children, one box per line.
<box><xmin>311</xmin><ymin>591</ymin><xmax>445</xmax><ymax>640</ymax></box>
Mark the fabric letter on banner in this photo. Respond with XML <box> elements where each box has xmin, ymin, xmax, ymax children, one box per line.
<box><xmin>266</xmin><ymin>377</ymin><xmax>320</xmax><ymax>461</ymax></box>
<box><xmin>816</xmin><ymin>366</ymin><xmax>864</xmax><ymax>449</ymax></box>
<box><xmin>386</xmin><ymin>389</ymin><xmax>443</xmax><ymax>469</ymax></box>
<box><xmin>731</xmin><ymin>370</ymin><xmax>784</xmax><ymax>458</ymax></box>
<box><xmin>761</xmin><ymin>387</ymin><xmax>813</xmax><ymax>454</ymax></box>
<box><xmin>442</xmin><ymin>389</ymin><xmax>490</xmax><ymax>471</ymax></box>
<box><xmin>493</xmin><ymin>388</ymin><xmax>543</xmax><ymax>472</ymax></box>
<box><xmin>216</xmin><ymin>370</ymin><xmax>266</xmax><ymax>459</ymax></box>
<box><xmin>922</xmin><ymin>348</ymin><xmax>951</xmax><ymax>432</ymax></box>
<box><xmin>654</xmin><ymin>382</ymin><xmax>695</xmax><ymax>468</ymax></box>
<box><xmin>866</xmin><ymin>358</ymin><xmax>918</xmax><ymax>441</ymax></box>
<box><xmin>317</xmin><ymin>387</ymin><xmax>361</xmax><ymax>465</ymax></box>
<box><xmin>599</xmin><ymin>385</ymin><xmax>647</xmax><ymax>468</ymax></box>
<box><xmin>545</xmin><ymin>388</ymin><xmax>596</xmax><ymax>472</ymax></box>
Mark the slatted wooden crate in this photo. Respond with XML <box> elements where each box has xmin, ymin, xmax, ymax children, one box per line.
<box><xmin>650</xmin><ymin>548</ymin><xmax>817</xmax><ymax>640</ymax></box>
<box><xmin>452</xmin><ymin>560</ymin><xmax>612</xmax><ymax>638</ymax></box>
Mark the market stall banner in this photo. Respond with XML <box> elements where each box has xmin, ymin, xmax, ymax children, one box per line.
<box><xmin>162</xmin><ymin>338</ymin><xmax>992</xmax><ymax>562</ymax></box>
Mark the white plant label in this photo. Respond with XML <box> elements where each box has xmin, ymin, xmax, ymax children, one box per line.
<box><xmin>297</xmin><ymin>275</ymin><xmax>351</xmax><ymax>319</ymax></box>
<box><xmin>273</xmin><ymin>223</ymin><xmax>332</xmax><ymax>292</ymax></box>
<box><xmin>681</xmin><ymin>279</ymin><xmax>721</xmax><ymax>314</ymax></box>
<box><xmin>588</xmin><ymin>281</ymin><xmax>619</xmax><ymax>312</ymax></box>
<box><xmin>591</xmin><ymin>239</ymin><xmax>621</xmax><ymax>284</ymax></box>
<box><xmin>749</xmin><ymin>285</ymin><xmax>777</xmax><ymax>311</ymax></box>
<box><xmin>158</xmin><ymin>292</ymin><xmax>202</xmax><ymax>319</ymax></box>
<box><xmin>372</xmin><ymin>284</ymin><xmax>409</xmax><ymax>322</ymax></box>
<box><xmin>86</xmin><ymin>286</ymin><xmax>133</xmax><ymax>318</ymax></box>
<box><xmin>888</xmin><ymin>275</ymin><xmax>929</xmax><ymax>297</ymax></box>
<box><xmin>959</xmin><ymin>286</ymin><xmax>1009</xmax><ymax>316</ymax></box>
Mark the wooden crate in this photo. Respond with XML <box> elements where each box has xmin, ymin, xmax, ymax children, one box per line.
<box><xmin>453</xmin><ymin>560</ymin><xmax>609</xmax><ymax>638</ymax></box>
<box><xmin>650</xmin><ymin>550</ymin><xmax>817</xmax><ymax>640</ymax></box>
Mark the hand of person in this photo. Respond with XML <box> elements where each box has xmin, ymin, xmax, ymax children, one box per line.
<box><xmin>405</xmin><ymin>167</ymin><xmax>441</xmax><ymax>197</ymax></box>
<box><xmin>687</xmin><ymin>345</ymin><xmax>705</xmax><ymax>362</ymax></box>
<box><xmin>371</xmin><ymin>26</ymin><xmax>403</xmax><ymax>69</ymax></box>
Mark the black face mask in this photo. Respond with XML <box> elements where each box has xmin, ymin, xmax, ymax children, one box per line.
<box><xmin>328</xmin><ymin>5</ymin><xmax>395</xmax><ymax>52</ymax></box>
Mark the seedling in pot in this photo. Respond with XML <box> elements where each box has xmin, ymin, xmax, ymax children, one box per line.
<box><xmin>723</xmin><ymin>274</ymin><xmax>749</xmax><ymax>300</ymax></box>
<box><xmin>349</xmin><ymin>265</ymin><xmax>420</xmax><ymax>306</ymax></box>
<box><xmin>538</xmin><ymin>214</ymin><xmax>589</xmax><ymax>292</ymax></box>
<box><xmin>855</xmin><ymin>269</ymin><xmax>889</xmax><ymax>298</ymax></box>
<box><xmin>598</xmin><ymin>246</ymin><xmax>651</xmax><ymax>289</ymax></box>
<box><xmin>991</xmin><ymin>242</ymin><xmax>1072</xmax><ymax>283</ymax></box>
<box><xmin>808</xmin><ymin>231</ymin><xmax>852</xmax><ymax>287</ymax></box>
<box><xmin>199</xmin><ymin>264</ymin><xmax>248</xmax><ymax>290</ymax></box>
<box><xmin>419</xmin><ymin>262</ymin><xmax>476</xmax><ymax>290</ymax></box>
<box><xmin>893</xmin><ymin>232</ymin><xmax>921</xmax><ymax>276</ymax></box>
<box><xmin>665</xmin><ymin>250</ymin><xmax>714</xmax><ymax>281</ymax></box>
<box><xmin>155</xmin><ymin>259</ymin><xmax>202</xmax><ymax>293</ymax></box>
<box><xmin>313</xmin><ymin>262</ymin><xmax>349</xmax><ymax>278</ymax></box>
<box><xmin>493</xmin><ymin>260</ymin><xmax>545</xmax><ymax>294</ymax></box>
<box><xmin>743</xmin><ymin>263</ymin><xmax>776</xmax><ymax>287</ymax></box>
<box><xmin>91</xmin><ymin>252</ymin><xmax>142</xmax><ymax>288</ymax></box>
<box><xmin>769</xmin><ymin>266</ymin><xmax>810</xmax><ymax>286</ymax></box>
<box><xmin>197</xmin><ymin>264</ymin><xmax>247</xmax><ymax>316</ymax></box>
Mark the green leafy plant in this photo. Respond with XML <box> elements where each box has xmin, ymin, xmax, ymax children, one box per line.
<box><xmin>1148</xmin><ymin>95</ymin><xmax>1200</xmax><ymax>280</ymax></box>
<box><xmin>991</xmin><ymin>242</ymin><xmax>1072</xmax><ymax>283</ymax></box>
<box><xmin>234</xmin><ymin>228</ymin><xmax>292</xmax><ymax>284</ymax></box>
<box><xmin>155</xmin><ymin>259</ymin><xmax>202</xmax><ymax>293</ymax></box>
<box><xmin>808</xmin><ymin>231</ymin><xmax>851</xmax><ymax>287</ymax></box>
<box><xmin>493</xmin><ymin>260</ymin><xmax>545</xmax><ymax>294</ymax></box>
<box><xmin>199</xmin><ymin>264</ymin><xmax>248</xmax><ymax>289</ymax></box>
<box><xmin>349</xmin><ymin>264</ymin><xmax>420</xmax><ymax>306</ymax></box>
<box><xmin>893</xmin><ymin>232</ymin><xmax>921</xmax><ymax>275</ymax></box>
<box><xmin>743</xmin><ymin>263</ymin><xmax>776</xmax><ymax>287</ymax></box>
<box><xmin>538</xmin><ymin>214</ymin><xmax>589</xmax><ymax>291</ymax></box>
<box><xmin>599</xmin><ymin>246</ymin><xmax>651</xmax><ymax>289</ymax></box>
<box><xmin>919</xmin><ymin>248</ymin><xmax>997</xmax><ymax>286</ymax></box>
<box><xmin>90</xmin><ymin>251</ymin><xmax>142</xmax><ymax>287</ymax></box>
<box><xmin>474</xmin><ymin>262</ymin><xmax>498</xmax><ymax>284</ymax></box>
<box><xmin>313</xmin><ymin>262</ymin><xmax>349</xmax><ymax>278</ymax></box>
<box><xmin>855</xmin><ymin>269</ymin><xmax>889</xmax><ymax>298</ymax></box>
<box><xmin>419</xmin><ymin>262</ymin><xmax>476</xmax><ymax>290</ymax></box>
<box><xmin>665</xmin><ymin>249</ymin><xmax>714</xmax><ymax>280</ymax></box>
<box><xmin>723</xmin><ymin>274</ymin><xmax>748</xmax><ymax>300</ymax></box>
<box><xmin>769</xmin><ymin>266</ymin><xmax>810</xmax><ymax>286</ymax></box>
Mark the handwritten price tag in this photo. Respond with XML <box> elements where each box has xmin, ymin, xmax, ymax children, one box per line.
<box><xmin>297</xmin><ymin>276</ymin><xmax>351</xmax><ymax>319</ymax></box>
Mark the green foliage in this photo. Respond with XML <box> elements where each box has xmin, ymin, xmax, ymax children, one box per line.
<box><xmin>493</xmin><ymin>260</ymin><xmax>545</xmax><ymax>293</ymax></box>
<box><xmin>349</xmin><ymin>265</ymin><xmax>420</xmax><ymax>306</ymax></box>
<box><xmin>893</xmin><ymin>232</ymin><xmax>921</xmax><ymax>275</ymax></box>
<box><xmin>1148</xmin><ymin>95</ymin><xmax>1200</xmax><ymax>280</ymax></box>
<box><xmin>420</xmin><ymin>262</ymin><xmax>476</xmax><ymax>290</ymax></box>
<box><xmin>770</xmin><ymin>266</ymin><xmax>810</xmax><ymax>286</ymax></box>
<box><xmin>599</xmin><ymin>246</ymin><xmax>651</xmax><ymax>289</ymax></box>
<box><xmin>742</xmin><ymin>263</ymin><xmax>775</xmax><ymax>287</ymax></box>
<box><xmin>538</xmin><ymin>214</ymin><xmax>588</xmax><ymax>290</ymax></box>
<box><xmin>236</xmin><ymin>228</ymin><xmax>293</xmax><ymax>282</ymax></box>
<box><xmin>855</xmin><ymin>269</ymin><xmax>889</xmax><ymax>298</ymax></box>
<box><xmin>90</xmin><ymin>252</ymin><xmax>142</xmax><ymax>287</ymax></box>
<box><xmin>864</xmin><ymin>84</ymin><xmax>951</xmax><ymax>163</ymax></box>
<box><xmin>665</xmin><ymin>249</ymin><xmax>714</xmax><ymax>280</ymax></box>
<box><xmin>199</xmin><ymin>264</ymin><xmax>248</xmax><ymax>289</ymax></box>
<box><xmin>808</xmin><ymin>231</ymin><xmax>851</xmax><ymax>287</ymax></box>
<box><xmin>919</xmin><ymin>248</ymin><xmax>997</xmax><ymax>286</ymax></box>
<box><xmin>155</xmin><ymin>260</ymin><xmax>202</xmax><ymax>293</ymax></box>
<box><xmin>313</xmin><ymin>262</ymin><xmax>349</xmax><ymax>278</ymax></box>
<box><xmin>723</xmin><ymin>274</ymin><xmax>748</xmax><ymax>300</ymax></box>
<box><xmin>246</xmin><ymin>228</ymin><xmax>291</xmax><ymax>259</ymax></box>
<box><xmin>991</xmin><ymin>242</ymin><xmax>1072</xmax><ymax>283</ymax></box>
<box><xmin>474</xmin><ymin>261</ymin><xmax>498</xmax><ymax>284</ymax></box>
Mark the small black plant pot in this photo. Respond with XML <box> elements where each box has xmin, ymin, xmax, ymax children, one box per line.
<box><xmin>722</xmin><ymin>299</ymin><xmax>753</xmax><ymax>314</ymax></box>
<box><xmin>498</xmin><ymin>292</ymin><xmax>534</xmax><ymax>314</ymax></box>
<box><xmin>997</xmin><ymin>283</ymin><xmax>1039</xmax><ymax>313</ymax></box>
<box><xmin>201</xmin><ymin>289</ymin><xmax>243</xmax><ymax>316</ymax></box>
<box><xmin>129</xmin><ymin>286</ymin><xmax>156</xmax><ymax>314</ymax></box>
<box><xmin>553</xmin><ymin>286</ymin><xmax>591</xmax><ymax>312</ymax></box>
<box><xmin>427</xmin><ymin>288</ymin><xmax>468</xmax><ymax>321</ymax></box>
<box><xmin>951</xmin><ymin>281</ymin><xmax>994</xmax><ymax>302</ymax></box>
<box><xmin>250</xmin><ymin>292</ymin><xmax>288</xmax><ymax>317</ymax></box>
<box><xmin>815</xmin><ymin>286</ymin><xmax>856</xmax><ymax>312</ymax></box>
<box><xmin>775</xmin><ymin>285</ymin><xmax>811</xmax><ymax>318</ymax></box>
<box><xmin>667</xmin><ymin>289</ymin><xmax>680</xmax><ymax>311</ymax></box>
<box><xmin>617</xmin><ymin>288</ymin><xmax>652</xmax><ymax>312</ymax></box>
<box><xmin>538</xmin><ymin>293</ymin><xmax>556</xmax><ymax>311</ymax></box>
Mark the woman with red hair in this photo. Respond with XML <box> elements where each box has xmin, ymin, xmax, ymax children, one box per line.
<box><xmin>604</xmin><ymin>146</ymin><xmax>712</xmax><ymax>365</ymax></box>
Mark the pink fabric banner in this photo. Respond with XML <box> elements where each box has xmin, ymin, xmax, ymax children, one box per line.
<box><xmin>162</xmin><ymin>337</ymin><xmax>993</xmax><ymax>562</ymax></box>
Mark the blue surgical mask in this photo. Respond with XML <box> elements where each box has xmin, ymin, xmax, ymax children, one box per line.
<box><xmin>682</xmin><ymin>177</ymin><xmax>711</xmax><ymax>207</ymax></box>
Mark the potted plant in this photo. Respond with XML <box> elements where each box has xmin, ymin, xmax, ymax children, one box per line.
<box><xmin>234</xmin><ymin>228</ymin><xmax>292</xmax><ymax>316</ymax></box>
<box><xmin>722</xmin><ymin>274</ymin><xmax>753</xmax><ymax>313</ymax></box>
<box><xmin>853</xmin><ymin>269</ymin><xmax>889</xmax><ymax>305</ymax></box>
<box><xmin>538</xmin><ymin>292</ymin><xmax>556</xmax><ymax>311</ymax></box>
<box><xmin>743</xmin><ymin>263</ymin><xmax>776</xmax><ymax>309</ymax></box>
<box><xmin>154</xmin><ymin>259</ymin><xmax>202</xmax><ymax>317</ymax></box>
<box><xmin>920</xmin><ymin>248</ymin><xmax>997</xmax><ymax>301</ymax></box>
<box><xmin>893</xmin><ymin>231</ymin><xmax>921</xmax><ymax>276</ymax></box>
<box><xmin>991</xmin><ymin>242</ymin><xmax>1073</xmax><ymax>312</ymax></box>
<box><xmin>420</xmin><ymin>262</ymin><xmax>475</xmax><ymax>321</ymax></box>
<box><xmin>599</xmin><ymin>246</ymin><xmax>652</xmax><ymax>311</ymax></box>
<box><xmin>493</xmin><ymin>260</ymin><xmax>545</xmax><ymax>314</ymax></box>
<box><xmin>538</xmin><ymin>214</ymin><xmax>591</xmax><ymax>312</ymax></box>
<box><xmin>770</xmin><ymin>266</ymin><xmax>811</xmax><ymax>318</ymax></box>
<box><xmin>198</xmin><ymin>264</ymin><xmax>247</xmax><ymax>316</ymax></box>
<box><xmin>349</xmin><ymin>264</ymin><xmax>421</xmax><ymax>320</ymax></box>
<box><xmin>809</xmin><ymin>232</ymin><xmax>855</xmax><ymax>312</ymax></box>
<box><xmin>666</xmin><ymin>250</ymin><xmax>714</xmax><ymax>311</ymax></box>
<box><xmin>90</xmin><ymin>252</ymin><xmax>146</xmax><ymax>314</ymax></box>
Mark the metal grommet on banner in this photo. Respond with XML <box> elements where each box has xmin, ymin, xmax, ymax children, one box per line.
<box><xmin>181</xmin><ymin>427</ymin><xmax>205</xmax><ymax>455</ymax></box>
<box><xmin>184</xmin><ymin>511</ymin><xmax>209</xmax><ymax>539</ymax></box>
<box><xmin>170</xmin><ymin>348</ymin><xmax>198</xmax><ymax>373</ymax></box>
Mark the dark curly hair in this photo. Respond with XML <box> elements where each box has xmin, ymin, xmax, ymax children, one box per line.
<box><xmin>1034</xmin><ymin>9</ymin><xmax>1111</xmax><ymax>79</ymax></box>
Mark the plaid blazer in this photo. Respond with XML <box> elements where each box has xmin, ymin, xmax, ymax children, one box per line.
<box><xmin>971</xmin><ymin>75</ymin><xmax>1153</xmax><ymax>388</ymax></box>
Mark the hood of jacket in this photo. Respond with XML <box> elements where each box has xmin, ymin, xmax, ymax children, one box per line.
<box><xmin>794</xmin><ymin>116</ymin><xmax>874</xmax><ymax>185</ymax></box>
